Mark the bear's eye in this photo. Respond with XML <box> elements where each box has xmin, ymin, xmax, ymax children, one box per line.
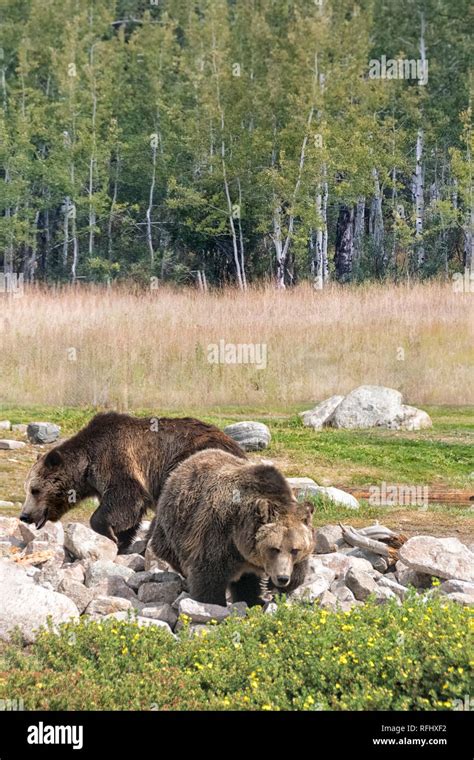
<box><xmin>270</xmin><ymin>547</ymin><xmax>280</xmax><ymax>555</ymax></box>
<box><xmin>290</xmin><ymin>549</ymin><xmax>299</xmax><ymax>557</ymax></box>
<box><xmin>30</xmin><ymin>487</ymin><xmax>40</xmax><ymax>496</ymax></box>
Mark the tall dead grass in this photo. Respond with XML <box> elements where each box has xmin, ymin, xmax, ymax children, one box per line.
<box><xmin>1</xmin><ymin>281</ymin><xmax>472</xmax><ymax>409</ymax></box>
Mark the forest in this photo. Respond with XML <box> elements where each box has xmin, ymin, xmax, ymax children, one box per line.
<box><xmin>1</xmin><ymin>0</ymin><xmax>472</xmax><ymax>288</ymax></box>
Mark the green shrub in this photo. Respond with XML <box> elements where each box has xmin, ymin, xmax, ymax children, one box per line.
<box><xmin>0</xmin><ymin>593</ymin><xmax>472</xmax><ymax>711</ymax></box>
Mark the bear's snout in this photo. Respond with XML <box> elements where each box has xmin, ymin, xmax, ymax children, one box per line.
<box><xmin>276</xmin><ymin>574</ymin><xmax>290</xmax><ymax>587</ymax></box>
<box><xmin>19</xmin><ymin>512</ymin><xmax>34</xmax><ymax>524</ymax></box>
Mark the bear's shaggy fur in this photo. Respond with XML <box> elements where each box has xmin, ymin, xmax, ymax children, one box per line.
<box><xmin>148</xmin><ymin>448</ymin><xmax>314</xmax><ymax>606</ymax></box>
<box><xmin>20</xmin><ymin>413</ymin><xmax>246</xmax><ymax>552</ymax></box>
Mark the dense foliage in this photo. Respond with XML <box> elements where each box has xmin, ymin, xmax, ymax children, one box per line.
<box><xmin>1</xmin><ymin>0</ymin><xmax>472</xmax><ymax>286</ymax></box>
<box><xmin>0</xmin><ymin>594</ymin><xmax>472</xmax><ymax>710</ymax></box>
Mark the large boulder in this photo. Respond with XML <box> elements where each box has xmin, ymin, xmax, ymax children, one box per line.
<box><xmin>223</xmin><ymin>421</ymin><xmax>271</xmax><ymax>451</ymax></box>
<box><xmin>27</xmin><ymin>422</ymin><xmax>61</xmax><ymax>444</ymax></box>
<box><xmin>64</xmin><ymin>522</ymin><xmax>118</xmax><ymax>562</ymax></box>
<box><xmin>327</xmin><ymin>385</ymin><xmax>432</xmax><ymax>431</ymax></box>
<box><xmin>0</xmin><ymin>559</ymin><xmax>79</xmax><ymax>642</ymax></box>
<box><xmin>178</xmin><ymin>597</ymin><xmax>230</xmax><ymax>623</ymax></box>
<box><xmin>299</xmin><ymin>395</ymin><xmax>344</xmax><ymax>429</ymax></box>
<box><xmin>399</xmin><ymin>536</ymin><xmax>474</xmax><ymax>583</ymax></box>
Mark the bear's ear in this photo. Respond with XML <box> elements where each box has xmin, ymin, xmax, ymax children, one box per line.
<box><xmin>44</xmin><ymin>449</ymin><xmax>63</xmax><ymax>469</ymax></box>
<box><xmin>296</xmin><ymin>500</ymin><xmax>314</xmax><ymax>526</ymax></box>
<box><xmin>250</xmin><ymin>464</ymin><xmax>289</xmax><ymax>495</ymax></box>
<box><xmin>256</xmin><ymin>498</ymin><xmax>275</xmax><ymax>523</ymax></box>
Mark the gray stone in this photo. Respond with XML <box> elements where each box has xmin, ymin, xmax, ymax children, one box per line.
<box><xmin>438</xmin><ymin>579</ymin><xmax>474</xmax><ymax>595</ymax></box>
<box><xmin>304</xmin><ymin>557</ymin><xmax>336</xmax><ymax>586</ymax></box>
<box><xmin>0</xmin><ymin>559</ymin><xmax>79</xmax><ymax>642</ymax></box>
<box><xmin>127</xmin><ymin>570</ymin><xmax>182</xmax><ymax>591</ymax></box>
<box><xmin>27</xmin><ymin>422</ymin><xmax>61</xmax><ymax>444</ymax></box>
<box><xmin>0</xmin><ymin>440</ymin><xmax>26</xmax><ymax>450</ymax></box>
<box><xmin>345</xmin><ymin>567</ymin><xmax>378</xmax><ymax>601</ymax></box>
<box><xmin>330</xmin><ymin>579</ymin><xmax>356</xmax><ymax>604</ymax></box>
<box><xmin>103</xmin><ymin>577</ymin><xmax>143</xmax><ymax>609</ymax></box>
<box><xmin>286</xmin><ymin>477</ymin><xmax>320</xmax><ymax>499</ymax></box>
<box><xmin>345</xmin><ymin>547</ymin><xmax>389</xmax><ymax>574</ymax></box>
<box><xmin>86</xmin><ymin>596</ymin><xmax>133</xmax><ymax>616</ymax></box>
<box><xmin>318</xmin><ymin>590</ymin><xmax>338</xmax><ymax>610</ymax></box>
<box><xmin>138</xmin><ymin>580</ymin><xmax>183</xmax><ymax>604</ymax></box>
<box><xmin>0</xmin><ymin>420</ymin><xmax>11</xmax><ymax>430</ymax></box>
<box><xmin>290</xmin><ymin>577</ymin><xmax>329</xmax><ymax>602</ymax></box>
<box><xmin>115</xmin><ymin>553</ymin><xmax>145</xmax><ymax>572</ymax></box>
<box><xmin>62</xmin><ymin>562</ymin><xmax>85</xmax><ymax>583</ymax></box>
<box><xmin>19</xmin><ymin>520</ymin><xmax>64</xmax><ymax>546</ymax></box>
<box><xmin>59</xmin><ymin>578</ymin><xmax>94</xmax><ymax>613</ymax></box>
<box><xmin>395</xmin><ymin>561</ymin><xmax>433</xmax><ymax>589</ymax></box>
<box><xmin>64</xmin><ymin>522</ymin><xmax>118</xmax><ymax>562</ymax></box>
<box><xmin>389</xmin><ymin>405</ymin><xmax>432</xmax><ymax>431</ymax></box>
<box><xmin>377</xmin><ymin>576</ymin><xmax>408</xmax><ymax>600</ymax></box>
<box><xmin>223</xmin><ymin>421</ymin><xmax>271</xmax><ymax>451</ymax></box>
<box><xmin>178</xmin><ymin>597</ymin><xmax>230</xmax><ymax>623</ymax></box>
<box><xmin>330</xmin><ymin>386</ymin><xmax>403</xmax><ymax>429</ymax></box>
<box><xmin>399</xmin><ymin>536</ymin><xmax>474</xmax><ymax>583</ymax></box>
<box><xmin>172</xmin><ymin>591</ymin><xmax>191</xmax><ymax>610</ymax></box>
<box><xmin>84</xmin><ymin>559</ymin><xmax>134</xmax><ymax>587</ymax></box>
<box><xmin>12</xmin><ymin>424</ymin><xmax>27</xmax><ymax>433</ymax></box>
<box><xmin>127</xmin><ymin>539</ymin><xmax>147</xmax><ymax>556</ymax></box>
<box><xmin>299</xmin><ymin>395</ymin><xmax>344</xmax><ymax>429</ymax></box>
<box><xmin>140</xmin><ymin>603</ymin><xmax>178</xmax><ymax>628</ymax></box>
<box><xmin>318</xmin><ymin>551</ymin><xmax>376</xmax><ymax>579</ymax></box>
<box><xmin>444</xmin><ymin>592</ymin><xmax>474</xmax><ymax>607</ymax></box>
<box><xmin>315</xmin><ymin>525</ymin><xmax>345</xmax><ymax>554</ymax></box>
<box><xmin>374</xmin><ymin>586</ymin><xmax>401</xmax><ymax>605</ymax></box>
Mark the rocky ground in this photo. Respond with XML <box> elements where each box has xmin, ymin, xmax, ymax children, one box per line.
<box><xmin>0</xmin><ymin>514</ymin><xmax>472</xmax><ymax>645</ymax></box>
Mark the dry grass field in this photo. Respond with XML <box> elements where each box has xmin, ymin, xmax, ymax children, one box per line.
<box><xmin>1</xmin><ymin>280</ymin><xmax>472</xmax><ymax>409</ymax></box>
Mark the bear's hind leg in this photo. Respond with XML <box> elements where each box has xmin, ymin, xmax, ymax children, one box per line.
<box><xmin>229</xmin><ymin>573</ymin><xmax>264</xmax><ymax>607</ymax></box>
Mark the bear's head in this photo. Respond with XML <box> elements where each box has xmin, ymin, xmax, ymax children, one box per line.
<box><xmin>254</xmin><ymin>503</ymin><xmax>314</xmax><ymax>589</ymax></box>
<box><xmin>20</xmin><ymin>448</ymin><xmax>84</xmax><ymax>528</ymax></box>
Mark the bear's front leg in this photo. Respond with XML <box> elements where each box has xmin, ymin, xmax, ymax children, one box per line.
<box><xmin>187</xmin><ymin>559</ymin><xmax>229</xmax><ymax>607</ymax></box>
<box><xmin>90</xmin><ymin>476</ymin><xmax>153</xmax><ymax>553</ymax></box>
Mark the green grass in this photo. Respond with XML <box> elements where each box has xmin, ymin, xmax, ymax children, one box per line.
<box><xmin>0</xmin><ymin>594</ymin><xmax>471</xmax><ymax>711</ymax></box>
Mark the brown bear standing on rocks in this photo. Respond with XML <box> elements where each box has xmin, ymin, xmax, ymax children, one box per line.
<box><xmin>148</xmin><ymin>448</ymin><xmax>314</xmax><ymax>606</ymax></box>
<box><xmin>20</xmin><ymin>413</ymin><xmax>246</xmax><ymax>552</ymax></box>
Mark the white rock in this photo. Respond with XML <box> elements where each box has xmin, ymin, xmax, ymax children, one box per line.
<box><xmin>286</xmin><ymin>477</ymin><xmax>320</xmax><ymax>499</ymax></box>
<box><xmin>345</xmin><ymin>567</ymin><xmax>378</xmax><ymax>601</ymax></box>
<box><xmin>390</xmin><ymin>405</ymin><xmax>432</xmax><ymax>431</ymax></box>
<box><xmin>178</xmin><ymin>597</ymin><xmax>230</xmax><ymax>623</ymax></box>
<box><xmin>345</xmin><ymin>548</ymin><xmax>389</xmax><ymax>573</ymax></box>
<box><xmin>299</xmin><ymin>395</ymin><xmax>344</xmax><ymax>429</ymax></box>
<box><xmin>318</xmin><ymin>551</ymin><xmax>375</xmax><ymax>579</ymax></box>
<box><xmin>313</xmin><ymin>486</ymin><xmax>359</xmax><ymax>510</ymax></box>
<box><xmin>223</xmin><ymin>421</ymin><xmax>271</xmax><ymax>451</ymax></box>
<box><xmin>318</xmin><ymin>590</ymin><xmax>339</xmax><ymax>610</ymax></box>
<box><xmin>399</xmin><ymin>536</ymin><xmax>474</xmax><ymax>583</ymax></box>
<box><xmin>304</xmin><ymin>556</ymin><xmax>336</xmax><ymax>585</ymax></box>
<box><xmin>290</xmin><ymin>577</ymin><xmax>329</xmax><ymax>602</ymax></box>
<box><xmin>0</xmin><ymin>559</ymin><xmax>79</xmax><ymax>642</ymax></box>
<box><xmin>140</xmin><ymin>603</ymin><xmax>178</xmax><ymax>628</ymax></box>
<box><xmin>64</xmin><ymin>522</ymin><xmax>118</xmax><ymax>562</ymax></box>
<box><xmin>374</xmin><ymin>586</ymin><xmax>401</xmax><ymax>605</ymax></box>
<box><xmin>0</xmin><ymin>440</ymin><xmax>26</xmax><ymax>450</ymax></box>
<box><xmin>0</xmin><ymin>420</ymin><xmax>11</xmax><ymax>430</ymax></box>
<box><xmin>62</xmin><ymin>562</ymin><xmax>85</xmax><ymax>583</ymax></box>
<box><xmin>19</xmin><ymin>520</ymin><xmax>64</xmax><ymax>546</ymax></box>
<box><xmin>115</xmin><ymin>553</ymin><xmax>145</xmax><ymax>572</ymax></box>
<box><xmin>443</xmin><ymin>592</ymin><xmax>474</xmax><ymax>607</ymax></box>
<box><xmin>0</xmin><ymin>516</ymin><xmax>21</xmax><ymax>537</ymax></box>
<box><xmin>330</xmin><ymin>579</ymin><xmax>356</xmax><ymax>603</ymax></box>
<box><xmin>12</xmin><ymin>424</ymin><xmax>27</xmax><ymax>433</ymax></box>
<box><xmin>86</xmin><ymin>596</ymin><xmax>133</xmax><ymax>616</ymax></box>
<box><xmin>59</xmin><ymin>579</ymin><xmax>94</xmax><ymax>614</ymax></box>
<box><xmin>0</xmin><ymin>500</ymin><xmax>14</xmax><ymax>509</ymax></box>
<box><xmin>438</xmin><ymin>579</ymin><xmax>474</xmax><ymax>595</ymax></box>
<box><xmin>84</xmin><ymin>559</ymin><xmax>134</xmax><ymax>587</ymax></box>
<box><xmin>315</xmin><ymin>525</ymin><xmax>345</xmax><ymax>554</ymax></box>
<box><xmin>377</xmin><ymin>576</ymin><xmax>408</xmax><ymax>600</ymax></box>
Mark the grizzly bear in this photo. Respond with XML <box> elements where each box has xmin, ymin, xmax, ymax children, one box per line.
<box><xmin>20</xmin><ymin>413</ymin><xmax>246</xmax><ymax>552</ymax></box>
<box><xmin>148</xmin><ymin>448</ymin><xmax>314</xmax><ymax>606</ymax></box>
